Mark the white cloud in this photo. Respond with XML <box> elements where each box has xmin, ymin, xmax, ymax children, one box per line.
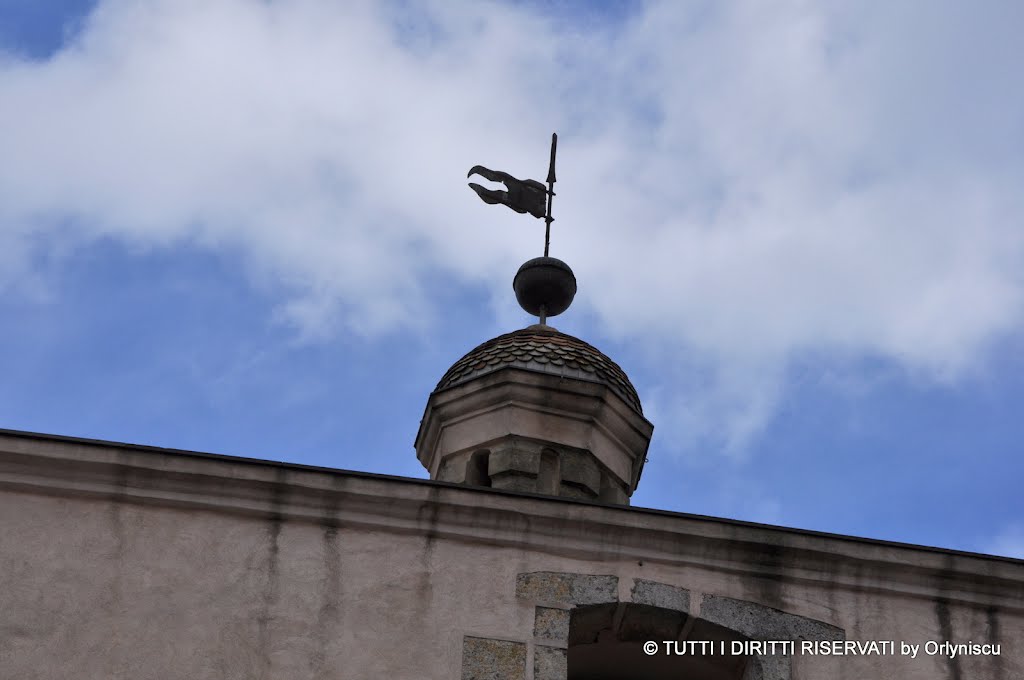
<box><xmin>1</xmin><ymin>0</ymin><xmax>1023</xmax><ymax>454</ymax></box>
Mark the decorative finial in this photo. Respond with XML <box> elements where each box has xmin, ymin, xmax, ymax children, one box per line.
<box><xmin>468</xmin><ymin>133</ymin><xmax>576</xmax><ymax>324</ymax></box>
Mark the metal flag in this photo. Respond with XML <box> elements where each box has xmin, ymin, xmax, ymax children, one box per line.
<box><xmin>467</xmin><ymin>165</ymin><xmax>547</xmax><ymax>219</ymax></box>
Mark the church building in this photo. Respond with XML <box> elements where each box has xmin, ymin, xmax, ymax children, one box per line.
<box><xmin>1</xmin><ymin>141</ymin><xmax>1022</xmax><ymax>679</ymax></box>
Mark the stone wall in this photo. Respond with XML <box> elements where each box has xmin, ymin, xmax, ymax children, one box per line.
<box><xmin>1</xmin><ymin>431</ymin><xmax>1022</xmax><ymax>679</ymax></box>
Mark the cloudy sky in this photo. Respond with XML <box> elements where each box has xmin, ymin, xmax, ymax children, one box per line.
<box><xmin>1</xmin><ymin>0</ymin><xmax>1022</xmax><ymax>558</ymax></box>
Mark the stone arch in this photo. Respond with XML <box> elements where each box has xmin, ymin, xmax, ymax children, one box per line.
<box><xmin>566</xmin><ymin>600</ymin><xmax>750</xmax><ymax>680</ymax></box>
<box><xmin>458</xmin><ymin>571</ymin><xmax>846</xmax><ymax>680</ymax></box>
<box><xmin>465</xmin><ymin>449</ymin><xmax>492</xmax><ymax>487</ymax></box>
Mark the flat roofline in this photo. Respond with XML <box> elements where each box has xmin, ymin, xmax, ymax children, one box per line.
<box><xmin>1</xmin><ymin>426</ymin><xmax>1021</xmax><ymax>566</ymax></box>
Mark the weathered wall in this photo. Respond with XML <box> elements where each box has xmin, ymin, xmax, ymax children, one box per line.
<box><xmin>1</xmin><ymin>431</ymin><xmax>1021</xmax><ymax>680</ymax></box>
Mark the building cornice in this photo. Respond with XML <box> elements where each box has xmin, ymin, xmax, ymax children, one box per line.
<box><xmin>1</xmin><ymin>428</ymin><xmax>1022</xmax><ymax>612</ymax></box>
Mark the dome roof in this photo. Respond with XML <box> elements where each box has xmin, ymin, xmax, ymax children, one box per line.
<box><xmin>435</xmin><ymin>325</ymin><xmax>643</xmax><ymax>413</ymax></box>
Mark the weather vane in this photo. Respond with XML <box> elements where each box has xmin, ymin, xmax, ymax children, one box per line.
<box><xmin>467</xmin><ymin>133</ymin><xmax>576</xmax><ymax>326</ymax></box>
<box><xmin>468</xmin><ymin>133</ymin><xmax>558</xmax><ymax>256</ymax></box>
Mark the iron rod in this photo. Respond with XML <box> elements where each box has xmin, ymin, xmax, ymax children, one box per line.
<box><xmin>544</xmin><ymin>133</ymin><xmax>557</xmax><ymax>257</ymax></box>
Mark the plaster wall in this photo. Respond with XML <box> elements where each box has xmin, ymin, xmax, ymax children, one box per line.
<box><xmin>1</xmin><ymin>432</ymin><xmax>1021</xmax><ymax>680</ymax></box>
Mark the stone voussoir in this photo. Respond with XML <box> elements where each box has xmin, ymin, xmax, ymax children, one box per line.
<box><xmin>699</xmin><ymin>594</ymin><xmax>844</xmax><ymax>642</ymax></box>
<box><xmin>631</xmin><ymin>578</ymin><xmax>691</xmax><ymax>613</ymax></box>
<box><xmin>516</xmin><ymin>571</ymin><xmax>618</xmax><ymax>606</ymax></box>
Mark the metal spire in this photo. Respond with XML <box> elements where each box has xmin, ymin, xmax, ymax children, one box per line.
<box><xmin>467</xmin><ymin>132</ymin><xmax>576</xmax><ymax>324</ymax></box>
<box><xmin>544</xmin><ymin>133</ymin><xmax>557</xmax><ymax>257</ymax></box>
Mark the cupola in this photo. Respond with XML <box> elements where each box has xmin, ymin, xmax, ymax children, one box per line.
<box><xmin>415</xmin><ymin>133</ymin><xmax>654</xmax><ymax>504</ymax></box>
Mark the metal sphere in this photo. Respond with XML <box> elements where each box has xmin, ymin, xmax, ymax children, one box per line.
<box><xmin>513</xmin><ymin>257</ymin><xmax>577</xmax><ymax>318</ymax></box>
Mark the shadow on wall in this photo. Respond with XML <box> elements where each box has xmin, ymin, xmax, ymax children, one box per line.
<box><xmin>568</xmin><ymin>602</ymin><xmax>751</xmax><ymax>680</ymax></box>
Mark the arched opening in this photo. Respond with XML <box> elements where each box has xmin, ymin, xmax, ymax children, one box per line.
<box><xmin>465</xmin><ymin>450</ymin><xmax>492</xmax><ymax>487</ymax></box>
<box><xmin>568</xmin><ymin>603</ymin><xmax>752</xmax><ymax>680</ymax></box>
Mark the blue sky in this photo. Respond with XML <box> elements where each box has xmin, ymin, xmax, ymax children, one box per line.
<box><xmin>1</xmin><ymin>0</ymin><xmax>1022</xmax><ymax>558</ymax></box>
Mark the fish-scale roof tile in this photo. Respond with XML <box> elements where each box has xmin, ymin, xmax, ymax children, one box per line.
<box><xmin>435</xmin><ymin>326</ymin><xmax>643</xmax><ymax>413</ymax></box>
